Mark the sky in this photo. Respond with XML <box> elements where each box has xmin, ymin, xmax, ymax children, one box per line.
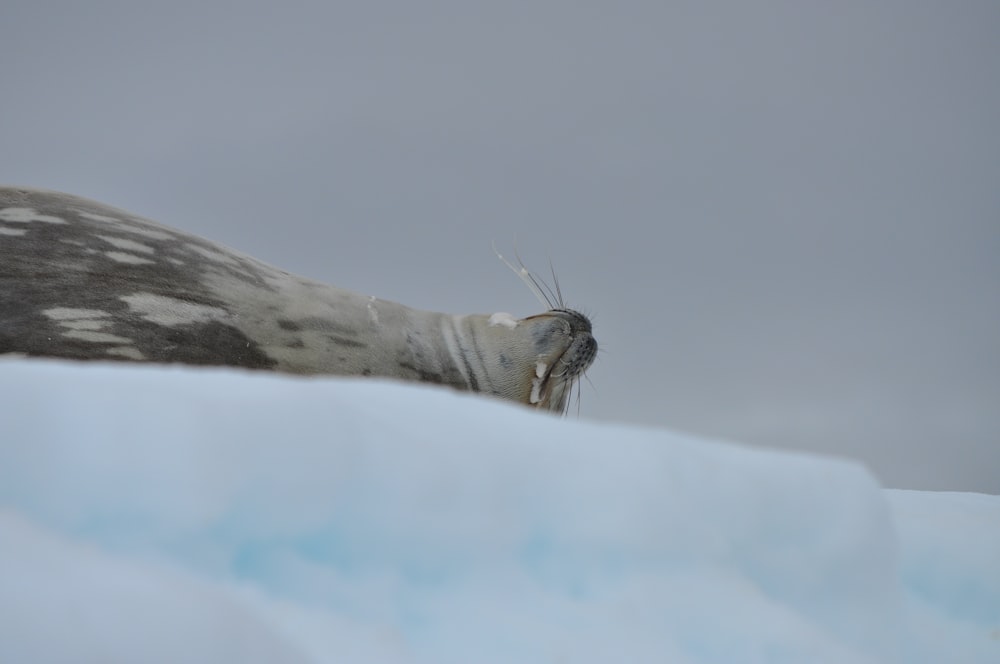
<box><xmin>1</xmin><ymin>1</ymin><xmax>997</xmax><ymax>492</ymax></box>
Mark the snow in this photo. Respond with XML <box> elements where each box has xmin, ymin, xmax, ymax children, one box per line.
<box><xmin>0</xmin><ymin>359</ymin><xmax>997</xmax><ymax>663</ymax></box>
<box><xmin>487</xmin><ymin>312</ymin><xmax>518</xmax><ymax>329</ymax></box>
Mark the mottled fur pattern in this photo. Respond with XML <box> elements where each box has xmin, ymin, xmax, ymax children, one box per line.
<box><xmin>0</xmin><ymin>187</ymin><xmax>596</xmax><ymax>412</ymax></box>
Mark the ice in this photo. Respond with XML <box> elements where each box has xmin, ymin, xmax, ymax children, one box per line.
<box><xmin>0</xmin><ymin>358</ymin><xmax>996</xmax><ymax>663</ymax></box>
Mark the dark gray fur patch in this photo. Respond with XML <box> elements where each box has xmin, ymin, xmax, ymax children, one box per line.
<box><xmin>329</xmin><ymin>336</ymin><xmax>366</xmax><ymax>349</ymax></box>
<box><xmin>397</xmin><ymin>362</ymin><xmax>445</xmax><ymax>385</ymax></box>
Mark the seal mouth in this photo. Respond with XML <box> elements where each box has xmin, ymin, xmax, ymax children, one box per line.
<box><xmin>525</xmin><ymin>308</ymin><xmax>598</xmax><ymax>412</ymax></box>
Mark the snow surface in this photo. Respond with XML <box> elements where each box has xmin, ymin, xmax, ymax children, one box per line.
<box><xmin>0</xmin><ymin>359</ymin><xmax>997</xmax><ymax>663</ymax></box>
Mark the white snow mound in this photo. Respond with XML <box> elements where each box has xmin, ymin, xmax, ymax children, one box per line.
<box><xmin>0</xmin><ymin>359</ymin><xmax>996</xmax><ymax>663</ymax></box>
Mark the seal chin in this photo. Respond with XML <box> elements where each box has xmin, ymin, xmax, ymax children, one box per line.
<box><xmin>522</xmin><ymin>308</ymin><xmax>598</xmax><ymax>412</ymax></box>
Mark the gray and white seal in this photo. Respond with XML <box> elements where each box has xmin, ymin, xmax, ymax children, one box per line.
<box><xmin>0</xmin><ymin>187</ymin><xmax>596</xmax><ymax>412</ymax></box>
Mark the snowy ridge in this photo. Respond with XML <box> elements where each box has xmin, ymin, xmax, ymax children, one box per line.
<box><xmin>0</xmin><ymin>359</ymin><xmax>997</xmax><ymax>663</ymax></box>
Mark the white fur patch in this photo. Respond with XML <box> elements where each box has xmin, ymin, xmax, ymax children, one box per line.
<box><xmin>530</xmin><ymin>377</ymin><xmax>544</xmax><ymax>405</ymax></box>
<box><xmin>97</xmin><ymin>235</ymin><xmax>155</xmax><ymax>254</ymax></box>
<box><xmin>0</xmin><ymin>227</ymin><xmax>28</xmax><ymax>236</ymax></box>
<box><xmin>43</xmin><ymin>308</ymin><xmax>110</xmax><ymax>321</ymax></box>
<box><xmin>78</xmin><ymin>210</ymin><xmax>175</xmax><ymax>241</ymax></box>
<box><xmin>121</xmin><ymin>226</ymin><xmax>176</xmax><ymax>242</ymax></box>
<box><xmin>0</xmin><ymin>207</ymin><xmax>66</xmax><ymax>224</ymax></box>
<box><xmin>120</xmin><ymin>293</ymin><xmax>230</xmax><ymax>327</ymax></box>
<box><xmin>105</xmin><ymin>251</ymin><xmax>156</xmax><ymax>265</ymax></box>
<box><xmin>59</xmin><ymin>319</ymin><xmax>105</xmax><ymax>331</ymax></box>
<box><xmin>530</xmin><ymin>361</ymin><xmax>548</xmax><ymax>404</ymax></box>
<box><xmin>107</xmin><ymin>346</ymin><xmax>146</xmax><ymax>360</ymax></box>
<box><xmin>75</xmin><ymin>211</ymin><xmax>122</xmax><ymax>224</ymax></box>
<box><xmin>64</xmin><ymin>330</ymin><xmax>133</xmax><ymax>344</ymax></box>
<box><xmin>488</xmin><ymin>312</ymin><xmax>518</xmax><ymax>329</ymax></box>
<box><xmin>188</xmin><ymin>244</ymin><xmax>239</xmax><ymax>267</ymax></box>
<box><xmin>42</xmin><ymin>308</ymin><xmax>136</xmax><ymax>346</ymax></box>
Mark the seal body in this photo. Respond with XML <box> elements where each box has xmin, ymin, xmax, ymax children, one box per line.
<box><xmin>0</xmin><ymin>187</ymin><xmax>596</xmax><ymax>412</ymax></box>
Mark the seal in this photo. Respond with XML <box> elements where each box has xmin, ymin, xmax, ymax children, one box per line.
<box><xmin>0</xmin><ymin>186</ymin><xmax>597</xmax><ymax>413</ymax></box>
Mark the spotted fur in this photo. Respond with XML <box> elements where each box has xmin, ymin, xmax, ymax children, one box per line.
<box><xmin>0</xmin><ymin>187</ymin><xmax>596</xmax><ymax>412</ymax></box>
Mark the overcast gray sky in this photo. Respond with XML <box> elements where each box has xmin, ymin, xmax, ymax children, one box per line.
<box><xmin>2</xmin><ymin>1</ymin><xmax>997</xmax><ymax>492</ymax></box>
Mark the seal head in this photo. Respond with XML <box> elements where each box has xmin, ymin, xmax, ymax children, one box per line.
<box><xmin>521</xmin><ymin>308</ymin><xmax>597</xmax><ymax>411</ymax></box>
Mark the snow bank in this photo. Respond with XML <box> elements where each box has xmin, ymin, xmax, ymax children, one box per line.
<box><xmin>0</xmin><ymin>359</ymin><xmax>996</xmax><ymax>663</ymax></box>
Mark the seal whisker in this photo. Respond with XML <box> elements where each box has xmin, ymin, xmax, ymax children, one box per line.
<box><xmin>513</xmin><ymin>245</ymin><xmax>562</xmax><ymax>311</ymax></box>
<box><xmin>492</xmin><ymin>242</ymin><xmax>577</xmax><ymax>317</ymax></box>
<box><xmin>547</xmin><ymin>256</ymin><xmax>565</xmax><ymax>309</ymax></box>
<box><xmin>492</xmin><ymin>241</ymin><xmax>551</xmax><ymax>309</ymax></box>
<box><xmin>513</xmin><ymin>246</ymin><xmax>567</xmax><ymax>312</ymax></box>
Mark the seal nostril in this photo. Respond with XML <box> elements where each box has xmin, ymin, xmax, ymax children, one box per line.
<box><xmin>562</xmin><ymin>333</ymin><xmax>597</xmax><ymax>379</ymax></box>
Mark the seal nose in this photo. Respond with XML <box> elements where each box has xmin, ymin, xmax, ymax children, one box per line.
<box><xmin>563</xmin><ymin>332</ymin><xmax>597</xmax><ymax>379</ymax></box>
<box><xmin>522</xmin><ymin>307</ymin><xmax>597</xmax><ymax>381</ymax></box>
<box><xmin>548</xmin><ymin>308</ymin><xmax>597</xmax><ymax>378</ymax></box>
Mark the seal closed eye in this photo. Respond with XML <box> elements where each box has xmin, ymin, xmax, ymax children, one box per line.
<box><xmin>0</xmin><ymin>186</ymin><xmax>597</xmax><ymax>413</ymax></box>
